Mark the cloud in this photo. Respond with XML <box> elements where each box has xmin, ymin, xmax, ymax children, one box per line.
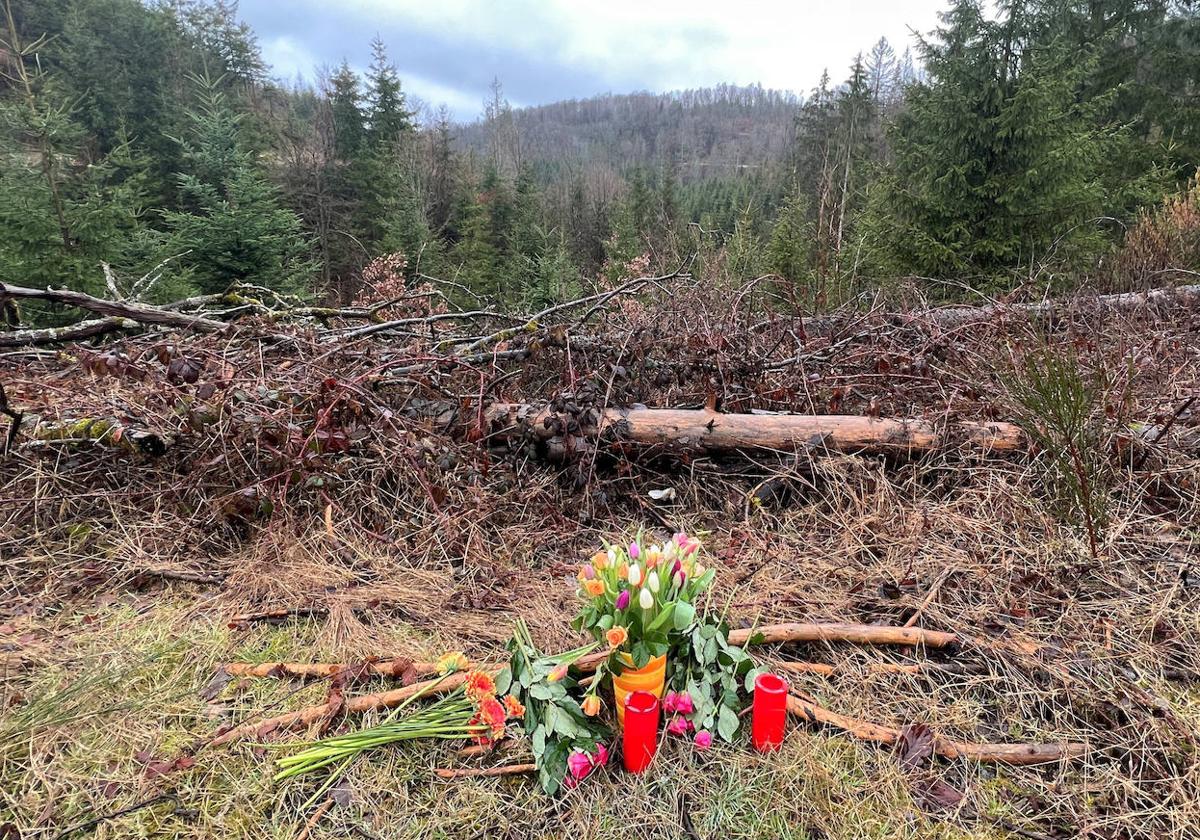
<box><xmin>238</xmin><ymin>0</ymin><xmax>944</xmax><ymax>119</ymax></box>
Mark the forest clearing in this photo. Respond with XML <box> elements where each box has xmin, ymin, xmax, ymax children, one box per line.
<box><xmin>4</xmin><ymin>0</ymin><xmax>1200</xmax><ymax>837</ymax></box>
<box><xmin>3</xmin><ymin>270</ymin><xmax>1199</xmax><ymax>839</ymax></box>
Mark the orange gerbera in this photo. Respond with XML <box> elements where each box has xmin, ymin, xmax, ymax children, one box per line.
<box><xmin>503</xmin><ymin>694</ymin><xmax>525</xmax><ymax>719</ymax></box>
<box><xmin>583</xmin><ymin>578</ymin><xmax>605</xmax><ymax>597</ymax></box>
<box><xmin>605</xmin><ymin>626</ymin><xmax>629</xmax><ymax>648</ymax></box>
<box><xmin>464</xmin><ymin>669</ymin><xmax>496</xmax><ymax>701</ymax></box>
<box><xmin>480</xmin><ymin>695</ymin><xmax>507</xmax><ymax>738</ymax></box>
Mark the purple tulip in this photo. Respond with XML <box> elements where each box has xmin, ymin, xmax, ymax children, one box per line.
<box><xmin>615</xmin><ymin>590</ymin><xmax>631</xmax><ymax>610</ymax></box>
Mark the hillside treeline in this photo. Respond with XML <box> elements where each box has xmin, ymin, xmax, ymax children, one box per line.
<box><xmin>2</xmin><ymin>0</ymin><xmax>1198</xmax><ymax>322</ymax></box>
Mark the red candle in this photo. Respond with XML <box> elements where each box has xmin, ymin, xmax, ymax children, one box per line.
<box><xmin>751</xmin><ymin>672</ymin><xmax>788</xmax><ymax>752</ymax></box>
<box><xmin>622</xmin><ymin>689</ymin><xmax>660</xmax><ymax>773</ymax></box>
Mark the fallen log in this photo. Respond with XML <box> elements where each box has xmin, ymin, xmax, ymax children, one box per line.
<box><xmin>487</xmin><ymin>404</ymin><xmax>1025</xmax><ymax>457</ymax></box>
<box><xmin>0</xmin><ymin>281</ymin><xmax>228</xmax><ymax>335</ymax></box>
<box><xmin>785</xmin><ymin>693</ymin><xmax>1087</xmax><ymax>765</ymax></box>
<box><xmin>0</xmin><ymin>316</ymin><xmax>140</xmax><ymax>347</ymax></box>
<box><xmin>801</xmin><ymin>283</ymin><xmax>1200</xmax><ymax>333</ymax></box>
<box><xmin>211</xmin><ymin>622</ymin><xmax>954</xmax><ymax>744</ymax></box>
<box><xmin>20</xmin><ymin>417</ymin><xmax>170</xmax><ymax>456</ymax></box>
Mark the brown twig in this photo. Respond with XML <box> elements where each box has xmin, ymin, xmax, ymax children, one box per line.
<box><xmin>210</xmin><ymin>622</ymin><xmax>953</xmax><ymax>745</ymax></box>
<box><xmin>433</xmin><ymin>763</ymin><xmax>536</xmax><ymax>779</ymax></box>
<box><xmin>785</xmin><ymin>693</ymin><xmax>1087</xmax><ymax>765</ymax></box>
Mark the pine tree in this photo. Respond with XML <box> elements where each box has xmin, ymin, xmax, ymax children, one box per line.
<box><xmin>0</xmin><ymin>0</ymin><xmax>154</xmax><ymax>303</ymax></box>
<box><xmin>162</xmin><ymin>73</ymin><xmax>313</xmax><ymax>294</ymax></box>
<box><xmin>427</xmin><ymin>108</ymin><xmax>461</xmax><ymax>240</ymax></box>
<box><xmin>866</xmin><ymin>0</ymin><xmax>1134</xmax><ymax>280</ymax></box>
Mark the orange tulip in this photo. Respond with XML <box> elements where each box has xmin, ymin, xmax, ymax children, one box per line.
<box><xmin>582</xmin><ymin>694</ymin><xmax>601</xmax><ymax>716</ymax></box>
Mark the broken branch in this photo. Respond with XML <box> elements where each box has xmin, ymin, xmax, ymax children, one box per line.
<box><xmin>785</xmin><ymin>693</ymin><xmax>1086</xmax><ymax>765</ymax></box>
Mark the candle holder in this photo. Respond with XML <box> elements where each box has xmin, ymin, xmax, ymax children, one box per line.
<box><xmin>751</xmin><ymin>672</ymin><xmax>787</xmax><ymax>752</ymax></box>
<box><xmin>622</xmin><ymin>689</ymin><xmax>660</xmax><ymax>773</ymax></box>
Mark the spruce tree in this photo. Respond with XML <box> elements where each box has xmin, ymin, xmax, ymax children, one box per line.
<box><xmin>162</xmin><ymin>73</ymin><xmax>313</xmax><ymax>294</ymax></box>
<box><xmin>866</xmin><ymin>0</ymin><xmax>1131</xmax><ymax>279</ymax></box>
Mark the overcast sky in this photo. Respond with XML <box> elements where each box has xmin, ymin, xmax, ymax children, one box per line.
<box><xmin>237</xmin><ymin>0</ymin><xmax>947</xmax><ymax>122</ymax></box>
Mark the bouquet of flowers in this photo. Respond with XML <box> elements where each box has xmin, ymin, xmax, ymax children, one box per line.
<box><xmin>571</xmin><ymin>531</ymin><xmax>715</xmax><ymax>719</ymax></box>
<box><xmin>270</xmin><ymin>653</ymin><xmax>520</xmax><ymax>807</ymax></box>
<box><xmin>503</xmin><ymin>619</ymin><xmax>610</xmax><ymax>794</ymax></box>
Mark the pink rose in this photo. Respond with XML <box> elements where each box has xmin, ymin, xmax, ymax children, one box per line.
<box><xmin>694</xmin><ymin>730</ymin><xmax>713</xmax><ymax>750</ymax></box>
<box><xmin>566</xmin><ymin>749</ymin><xmax>593</xmax><ymax>781</ymax></box>
<box><xmin>674</xmin><ymin>692</ymin><xmax>695</xmax><ymax>715</ymax></box>
<box><xmin>563</xmin><ymin>745</ymin><xmax>607</xmax><ymax>789</ymax></box>
<box><xmin>663</xmin><ymin>691</ymin><xmax>679</xmax><ymax>714</ymax></box>
<box><xmin>667</xmin><ymin>716</ymin><xmax>692</xmax><ymax>736</ymax></box>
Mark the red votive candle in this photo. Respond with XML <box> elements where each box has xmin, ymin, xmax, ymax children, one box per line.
<box><xmin>622</xmin><ymin>690</ymin><xmax>660</xmax><ymax>773</ymax></box>
<box><xmin>751</xmin><ymin>672</ymin><xmax>788</xmax><ymax>752</ymax></box>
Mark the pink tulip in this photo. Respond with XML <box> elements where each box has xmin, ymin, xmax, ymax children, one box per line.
<box><xmin>628</xmin><ymin>541</ymin><xmax>640</xmax><ymax>560</ymax></box>
<box><xmin>683</xmin><ymin>539</ymin><xmax>700</xmax><ymax>556</ymax></box>
<box><xmin>674</xmin><ymin>692</ymin><xmax>695</xmax><ymax>715</ymax></box>
<box><xmin>694</xmin><ymin>730</ymin><xmax>713</xmax><ymax>750</ymax></box>
<box><xmin>674</xmin><ymin>532</ymin><xmax>688</xmax><ymax>547</ymax></box>
<box><xmin>581</xmin><ymin>564</ymin><xmax>595</xmax><ymax>579</ymax></box>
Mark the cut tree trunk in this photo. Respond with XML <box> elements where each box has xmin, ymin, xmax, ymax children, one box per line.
<box><xmin>487</xmin><ymin>403</ymin><xmax>1025</xmax><ymax>457</ymax></box>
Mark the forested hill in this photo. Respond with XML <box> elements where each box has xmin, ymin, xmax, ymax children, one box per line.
<box><xmin>452</xmin><ymin>86</ymin><xmax>801</xmax><ymax>182</ymax></box>
<box><xmin>2</xmin><ymin>0</ymin><xmax>1199</xmax><ymax>325</ymax></box>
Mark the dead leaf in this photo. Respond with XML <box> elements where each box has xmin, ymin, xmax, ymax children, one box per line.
<box><xmin>914</xmin><ymin>776</ymin><xmax>966</xmax><ymax>811</ymax></box>
<box><xmin>199</xmin><ymin>667</ymin><xmax>232</xmax><ymax>702</ymax></box>
<box><xmin>330</xmin><ymin>776</ymin><xmax>353</xmax><ymax>808</ymax></box>
<box><xmin>897</xmin><ymin>722</ymin><xmax>935</xmax><ymax>771</ymax></box>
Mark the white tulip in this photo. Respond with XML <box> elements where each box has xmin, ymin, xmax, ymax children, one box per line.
<box><xmin>639</xmin><ymin>587</ymin><xmax>654</xmax><ymax>609</ymax></box>
<box><xmin>628</xmin><ymin>563</ymin><xmax>642</xmax><ymax>586</ymax></box>
<box><xmin>607</xmin><ymin>548</ymin><xmax>617</xmax><ymax>565</ymax></box>
<box><xmin>647</xmin><ymin>570</ymin><xmax>661</xmax><ymax>593</ymax></box>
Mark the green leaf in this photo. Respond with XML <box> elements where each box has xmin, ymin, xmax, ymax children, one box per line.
<box><xmin>647</xmin><ymin>602</ymin><xmax>676</xmax><ymax>633</ymax></box>
<box><xmin>673</xmin><ymin>601</ymin><xmax>696</xmax><ymax>630</ymax></box>
<box><xmin>717</xmin><ymin>704</ymin><xmax>739</xmax><ymax>742</ymax></box>
<box><xmin>744</xmin><ymin>665</ymin><xmax>767</xmax><ymax>692</ymax></box>
<box><xmin>597</xmin><ymin>614</ymin><xmax>614</xmax><ymax>631</ymax></box>
<box><xmin>529</xmin><ymin>683</ymin><xmax>556</xmax><ymax>701</ymax></box>
<box><xmin>532</xmin><ymin>724</ymin><xmax>547</xmax><ymax>757</ymax></box>
<box><xmin>494</xmin><ymin>667</ymin><xmax>513</xmax><ymax>696</ymax></box>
